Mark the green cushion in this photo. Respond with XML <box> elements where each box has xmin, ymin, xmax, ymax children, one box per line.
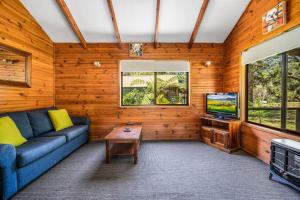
<box><xmin>48</xmin><ymin>109</ymin><xmax>73</xmax><ymax>131</ymax></box>
<box><xmin>0</xmin><ymin>116</ymin><xmax>27</xmax><ymax>147</ymax></box>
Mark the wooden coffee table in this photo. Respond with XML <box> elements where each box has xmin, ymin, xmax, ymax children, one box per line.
<box><xmin>104</xmin><ymin>124</ymin><xmax>142</xmax><ymax>164</ymax></box>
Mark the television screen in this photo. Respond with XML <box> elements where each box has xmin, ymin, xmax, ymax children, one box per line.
<box><xmin>206</xmin><ymin>93</ymin><xmax>238</xmax><ymax>118</ymax></box>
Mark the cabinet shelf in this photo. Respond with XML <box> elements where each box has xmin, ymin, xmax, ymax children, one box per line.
<box><xmin>201</xmin><ymin>126</ymin><xmax>229</xmax><ymax>135</ymax></box>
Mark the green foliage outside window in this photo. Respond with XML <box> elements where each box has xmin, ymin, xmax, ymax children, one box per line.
<box><xmin>247</xmin><ymin>48</ymin><xmax>300</xmax><ymax>133</ymax></box>
<box><xmin>122</xmin><ymin>72</ymin><xmax>188</xmax><ymax>106</ymax></box>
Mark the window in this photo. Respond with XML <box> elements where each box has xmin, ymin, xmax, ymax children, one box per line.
<box><xmin>121</xmin><ymin>60</ymin><xmax>189</xmax><ymax>106</ymax></box>
<box><xmin>122</xmin><ymin>72</ymin><xmax>155</xmax><ymax>106</ymax></box>
<box><xmin>246</xmin><ymin>47</ymin><xmax>300</xmax><ymax>134</ymax></box>
<box><xmin>287</xmin><ymin>48</ymin><xmax>300</xmax><ymax>132</ymax></box>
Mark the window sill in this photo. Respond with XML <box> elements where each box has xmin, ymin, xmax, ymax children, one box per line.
<box><xmin>242</xmin><ymin>122</ymin><xmax>300</xmax><ymax>140</ymax></box>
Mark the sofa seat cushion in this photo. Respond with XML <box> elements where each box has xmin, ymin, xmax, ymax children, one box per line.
<box><xmin>41</xmin><ymin>125</ymin><xmax>88</xmax><ymax>142</ymax></box>
<box><xmin>16</xmin><ymin>136</ymin><xmax>66</xmax><ymax>168</ymax></box>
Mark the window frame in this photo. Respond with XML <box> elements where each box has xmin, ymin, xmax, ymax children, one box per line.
<box><xmin>120</xmin><ymin>72</ymin><xmax>189</xmax><ymax>107</ymax></box>
<box><xmin>245</xmin><ymin>50</ymin><xmax>300</xmax><ymax>135</ymax></box>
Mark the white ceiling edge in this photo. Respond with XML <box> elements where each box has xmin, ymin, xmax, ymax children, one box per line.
<box><xmin>64</xmin><ymin>0</ymin><xmax>116</xmax><ymax>42</ymax></box>
<box><xmin>195</xmin><ymin>0</ymin><xmax>250</xmax><ymax>43</ymax></box>
<box><xmin>21</xmin><ymin>0</ymin><xmax>79</xmax><ymax>42</ymax></box>
<box><xmin>158</xmin><ymin>0</ymin><xmax>204</xmax><ymax>42</ymax></box>
<box><xmin>112</xmin><ymin>0</ymin><xmax>156</xmax><ymax>42</ymax></box>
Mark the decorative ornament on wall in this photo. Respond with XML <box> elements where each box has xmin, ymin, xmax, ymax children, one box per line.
<box><xmin>129</xmin><ymin>43</ymin><xmax>143</xmax><ymax>57</ymax></box>
<box><xmin>262</xmin><ymin>1</ymin><xmax>286</xmax><ymax>34</ymax></box>
<box><xmin>93</xmin><ymin>61</ymin><xmax>101</xmax><ymax>68</ymax></box>
<box><xmin>204</xmin><ymin>61</ymin><xmax>212</xmax><ymax>67</ymax></box>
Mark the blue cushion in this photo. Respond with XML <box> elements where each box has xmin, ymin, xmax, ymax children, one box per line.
<box><xmin>41</xmin><ymin>125</ymin><xmax>88</xmax><ymax>142</ymax></box>
<box><xmin>71</xmin><ymin>116</ymin><xmax>90</xmax><ymax>126</ymax></box>
<box><xmin>0</xmin><ymin>111</ymin><xmax>33</xmax><ymax>139</ymax></box>
<box><xmin>27</xmin><ymin>107</ymin><xmax>56</xmax><ymax>136</ymax></box>
<box><xmin>16</xmin><ymin>136</ymin><xmax>66</xmax><ymax>168</ymax></box>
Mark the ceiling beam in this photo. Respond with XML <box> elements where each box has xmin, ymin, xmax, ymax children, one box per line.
<box><xmin>154</xmin><ymin>0</ymin><xmax>160</xmax><ymax>49</ymax></box>
<box><xmin>188</xmin><ymin>0</ymin><xmax>209</xmax><ymax>49</ymax></box>
<box><xmin>56</xmin><ymin>0</ymin><xmax>87</xmax><ymax>48</ymax></box>
<box><xmin>107</xmin><ymin>0</ymin><xmax>122</xmax><ymax>49</ymax></box>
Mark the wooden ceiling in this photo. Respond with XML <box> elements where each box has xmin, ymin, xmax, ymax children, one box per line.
<box><xmin>56</xmin><ymin>0</ymin><xmax>87</xmax><ymax>48</ymax></box>
<box><xmin>55</xmin><ymin>0</ymin><xmax>210</xmax><ymax>48</ymax></box>
<box><xmin>22</xmin><ymin>0</ymin><xmax>250</xmax><ymax>48</ymax></box>
<box><xmin>154</xmin><ymin>0</ymin><xmax>160</xmax><ymax>49</ymax></box>
<box><xmin>188</xmin><ymin>0</ymin><xmax>210</xmax><ymax>49</ymax></box>
<box><xmin>106</xmin><ymin>0</ymin><xmax>122</xmax><ymax>49</ymax></box>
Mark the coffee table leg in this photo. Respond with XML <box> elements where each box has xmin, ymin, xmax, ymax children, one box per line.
<box><xmin>106</xmin><ymin>140</ymin><xmax>111</xmax><ymax>164</ymax></box>
<box><xmin>133</xmin><ymin>141</ymin><xmax>138</xmax><ymax>164</ymax></box>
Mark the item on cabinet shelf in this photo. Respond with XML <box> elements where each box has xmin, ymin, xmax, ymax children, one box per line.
<box><xmin>269</xmin><ymin>139</ymin><xmax>300</xmax><ymax>192</ymax></box>
<box><xmin>200</xmin><ymin>116</ymin><xmax>241</xmax><ymax>153</ymax></box>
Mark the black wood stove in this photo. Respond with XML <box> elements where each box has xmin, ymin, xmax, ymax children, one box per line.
<box><xmin>270</xmin><ymin>139</ymin><xmax>300</xmax><ymax>191</ymax></box>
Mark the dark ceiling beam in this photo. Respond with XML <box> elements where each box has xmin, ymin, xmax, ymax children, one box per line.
<box><xmin>154</xmin><ymin>0</ymin><xmax>160</xmax><ymax>49</ymax></box>
<box><xmin>188</xmin><ymin>0</ymin><xmax>210</xmax><ymax>49</ymax></box>
<box><xmin>56</xmin><ymin>0</ymin><xmax>87</xmax><ymax>48</ymax></box>
<box><xmin>107</xmin><ymin>0</ymin><xmax>122</xmax><ymax>49</ymax></box>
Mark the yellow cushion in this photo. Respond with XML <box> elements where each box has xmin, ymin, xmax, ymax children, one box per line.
<box><xmin>0</xmin><ymin>116</ymin><xmax>27</xmax><ymax>147</ymax></box>
<box><xmin>48</xmin><ymin>109</ymin><xmax>73</xmax><ymax>131</ymax></box>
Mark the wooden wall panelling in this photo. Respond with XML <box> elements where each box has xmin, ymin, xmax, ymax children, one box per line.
<box><xmin>241</xmin><ymin>122</ymin><xmax>300</xmax><ymax>163</ymax></box>
<box><xmin>224</xmin><ymin>0</ymin><xmax>300</xmax><ymax>92</ymax></box>
<box><xmin>224</xmin><ymin>0</ymin><xmax>300</xmax><ymax>163</ymax></box>
<box><xmin>0</xmin><ymin>0</ymin><xmax>54</xmax><ymax>112</ymax></box>
<box><xmin>54</xmin><ymin>43</ymin><xmax>224</xmax><ymax>140</ymax></box>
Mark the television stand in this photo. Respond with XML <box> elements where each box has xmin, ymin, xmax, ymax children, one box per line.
<box><xmin>200</xmin><ymin>116</ymin><xmax>241</xmax><ymax>153</ymax></box>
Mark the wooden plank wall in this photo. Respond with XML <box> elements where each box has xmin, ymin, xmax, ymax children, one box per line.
<box><xmin>0</xmin><ymin>0</ymin><xmax>54</xmax><ymax>112</ymax></box>
<box><xmin>54</xmin><ymin>43</ymin><xmax>224</xmax><ymax>140</ymax></box>
<box><xmin>224</xmin><ymin>0</ymin><xmax>300</xmax><ymax>163</ymax></box>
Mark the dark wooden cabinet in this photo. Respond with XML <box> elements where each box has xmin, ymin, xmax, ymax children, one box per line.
<box><xmin>200</xmin><ymin>117</ymin><xmax>241</xmax><ymax>153</ymax></box>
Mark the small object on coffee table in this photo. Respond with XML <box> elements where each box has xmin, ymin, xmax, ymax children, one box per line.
<box><xmin>123</xmin><ymin>127</ymin><xmax>131</xmax><ymax>132</ymax></box>
<box><xmin>126</xmin><ymin>122</ymin><xmax>135</xmax><ymax>125</ymax></box>
<box><xmin>105</xmin><ymin>124</ymin><xmax>143</xmax><ymax>164</ymax></box>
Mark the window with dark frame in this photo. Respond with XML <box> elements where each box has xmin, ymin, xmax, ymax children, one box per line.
<box><xmin>246</xmin><ymin>47</ymin><xmax>300</xmax><ymax>134</ymax></box>
<box><xmin>121</xmin><ymin>72</ymin><xmax>189</xmax><ymax>106</ymax></box>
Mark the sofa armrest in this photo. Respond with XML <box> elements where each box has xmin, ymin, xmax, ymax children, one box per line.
<box><xmin>0</xmin><ymin>144</ymin><xmax>16</xmax><ymax>168</ymax></box>
<box><xmin>71</xmin><ymin>116</ymin><xmax>90</xmax><ymax>126</ymax></box>
<box><xmin>0</xmin><ymin>144</ymin><xmax>18</xmax><ymax>200</ymax></box>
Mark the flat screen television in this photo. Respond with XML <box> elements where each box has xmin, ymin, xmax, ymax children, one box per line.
<box><xmin>206</xmin><ymin>93</ymin><xmax>239</xmax><ymax>119</ymax></box>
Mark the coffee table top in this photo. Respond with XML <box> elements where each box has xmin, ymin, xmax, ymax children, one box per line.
<box><xmin>104</xmin><ymin>125</ymin><xmax>142</xmax><ymax>141</ymax></box>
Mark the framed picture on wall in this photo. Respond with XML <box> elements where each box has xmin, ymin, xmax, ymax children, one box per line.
<box><xmin>262</xmin><ymin>1</ymin><xmax>286</xmax><ymax>34</ymax></box>
<box><xmin>129</xmin><ymin>43</ymin><xmax>143</xmax><ymax>57</ymax></box>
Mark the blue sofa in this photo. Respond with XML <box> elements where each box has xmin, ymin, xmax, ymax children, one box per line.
<box><xmin>0</xmin><ymin>107</ymin><xmax>89</xmax><ymax>200</ymax></box>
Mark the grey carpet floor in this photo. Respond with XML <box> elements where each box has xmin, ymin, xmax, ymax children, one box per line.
<box><xmin>14</xmin><ymin>141</ymin><xmax>299</xmax><ymax>200</ymax></box>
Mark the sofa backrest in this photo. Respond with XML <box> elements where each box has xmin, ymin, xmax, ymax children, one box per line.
<box><xmin>0</xmin><ymin>111</ymin><xmax>34</xmax><ymax>139</ymax></box>
<box><xmin>27</xmin><ymin>107</ymin><xmax>56</xmax><ymax>137</ymax></box>
<box><xmin>0</xmin><ymin>107</ymin><xmax>57</xmax><ymax>139</ymax></box>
